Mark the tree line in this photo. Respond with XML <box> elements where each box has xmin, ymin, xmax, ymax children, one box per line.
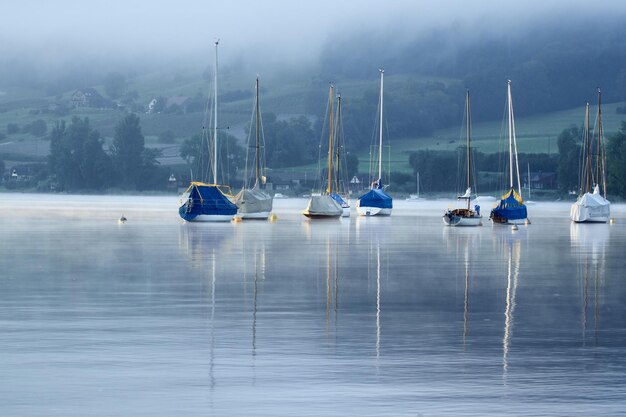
<box><xmin>406</xmin><ymin>122</ymin><xmax>626</xmax><ymax>199</ymax></box>
<box><xmin>47</xmin><ymin>114</ymin><xmax>163</xmax><ymax>191</ymax></box>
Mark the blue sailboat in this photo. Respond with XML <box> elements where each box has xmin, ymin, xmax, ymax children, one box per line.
<box><xmin>357</xmin><ymin>69</ymin><xmax>393</xmax><ymax>216</ymax></box>
<box><xmin>178</xmin><ymin>40</ymin><xmax>237</xmax><ymax>222</ymax></box>
<box><xmin>490</xmin><ymin>188</ymin><xmax>527</xmax><ymax>224</ymax></box>
<box><xmin>490</xmin><ymin>81</ymin><xmax>528</xmax><ymax>225</ymax></box>
<box><xmin>179</xmin><ymin>182</ymin><xmax>238</xmax><ymax>222</ymax></box>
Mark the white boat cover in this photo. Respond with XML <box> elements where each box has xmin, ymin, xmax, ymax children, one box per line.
<box><xmin>303</xmin><ymin>195</ymin><xmax>342</xmax><ymax>217</ymax></box>
<box><xmin>235</xmin><ymin>186</ymin><xmax>273</xmax><ymax>215</ymax></box>
<box><xmin>570</xmin><ymin>185</ymin><xmax>610</xmax><ymax>222</ymax></box>
<box><xmin>458</xmin><ymin>187</ymin><xmax>471</xmax><ymax>199</ymax></box>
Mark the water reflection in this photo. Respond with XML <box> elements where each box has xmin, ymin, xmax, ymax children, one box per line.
<box><xmin>443</xmin><ymin>228</ymin><xmax>482</xmax><ymax>349</ymax></box>
<box><xmin>325</xmin><ymin>236</ymin><xmax>339</xmax><ymax>336</ymax></box>
<box><xmin>178</xmin><ymin>222</ymin><xmax>233</xmax><ymax>264</ymax></box>
<box><xmin>502</xmin><ymin>237</ymin><xmax>521</xmax><ymax>380</ymax></box>
<box><xmin>570</xmin><ymin>223</ymin><xmax>609</xmax><ymax>346</ymax></box>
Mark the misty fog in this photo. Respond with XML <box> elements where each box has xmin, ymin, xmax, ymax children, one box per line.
<box><xmin>2</xmin><ymin>0</ymin><xmax>625</xmax><ymax>76</ymax></box>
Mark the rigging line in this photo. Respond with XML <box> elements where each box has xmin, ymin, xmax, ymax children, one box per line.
<box><xmin>242</xmin><ymin>80</ymin><xmax>257</xmax><ymax>190</ymax></box>
<box><xmin>315</xmin><ymin>87</ymin><xmax>332</xmax><ymax>193</ymax></box>
<box><xmin>384</xmin><ymin>116</ymin><xmax>391</xmax><ymax>186</ymax></box>
<box><xmin>257</xmin><ymin>85</ymin><xmax>267</xmax><ymax>185</ymax></box>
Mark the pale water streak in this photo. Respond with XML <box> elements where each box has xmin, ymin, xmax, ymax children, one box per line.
<box><xmin>1</xmin><ymin>194</ymin><xmax>626</xmax><ymax>416</ymax></box>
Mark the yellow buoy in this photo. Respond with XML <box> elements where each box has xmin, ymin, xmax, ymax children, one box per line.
<box><xmin>269</xmin><ymin>213</ymin><xmax>278</xmax><ymax>222</ymax></box>
<box><xmin>233</xmin><ymin>216</ymin><xmax>243</xmax><ymax>223</ymax></box>
<box><xmin>610</xmin><ymin>218</ymin><xmax>615</xmax><ymax>224</ymax></box>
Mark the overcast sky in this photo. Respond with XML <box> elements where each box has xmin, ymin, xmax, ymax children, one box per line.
<box><xmin>2</xmin><ymin>0</ymin><xmax>625</xmax><ymax>66</ymax></box>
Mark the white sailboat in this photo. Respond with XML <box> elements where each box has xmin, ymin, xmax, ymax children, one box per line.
<box><xmin>357</xmin><ymin>69</ymin><xmax>393</xmax><ymax>216</ymax></box>
<box><xmin>303</xmin><ymin>84</ymin><xmax>343</xmax><ymax>219</ymax></box>
<box><xmin>179</xmin><ymin>40</ymin><xmax>237</xmax><ymax>222</ymax></box>
<box><xmin>570</xmin><ymin>89</ymin><xmax>610</xmax><ymax>223</ymax></box>
<box><xmin>235</xmin><ymin>76</ymin><xmax>273</xmax><ymax>219</ymax></box>
<box><xmin>331</xmin><ymin>93</ymin><xmax>351</xmax><ymax>217</ymax></box>
<box><xmin>406</xmin><ymin>172</ymin><xmax>421</xmax><ymax>201</ymax></box>
<box><xmin>489</xmin><ymin>80</ymin><xmax>528</xmax><ymax>225</ymax></box>
<box><xmin>525</xmin><ymin>163</ymin><xmax>536</xmax><ymax>205</ymax></box>
<box><xmin>443</xmin><ymin>90</ymin><xmax>482</xmax><ymax>226</ymax></box>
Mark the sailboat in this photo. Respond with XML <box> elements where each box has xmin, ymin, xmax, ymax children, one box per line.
<box><xmin>357</xmin><ymin>69</ymin><xmax>393</xmax><ymax>216</ymax></box>
<box><xmin>570</xmin><ymin>89</ymin><xmax>610</xmax><ymax>223</ymax></box>
<box><xmin>489</xmin><ymin>80</ymin><xmax>528</xmax><ymax>225</ymax></box>
<box><xmin>525</xmin><ymin>163</ymin><xmax>536</xmax><ymax>205</ymax></box>
<box><xmin>302</xmin><ymin>84</ymin><xmax>343</xmax><ymax>219</ymax></box>
<box><xmin>406</xmin><ymin>172</ymin><xmax>421</xmax><ymax>201</ymax></box>
<box><xmin>330</xmin><ymin>93</ymin><xmax>351</xmax><ymax>217</ymax></box>
<box><xmin>234</xmin><ymin>76</ymin><xmax>273</xmax><ymax>219</ymax></box>
<box><xmin>443</xmin><ymin>90</ymin><xmax>482</xmax><ymax>226</ymax></box>
<box><xmin>179</xmin><ymin>40</ymin><xmax>238</xmax><ymax>222</ymax></box>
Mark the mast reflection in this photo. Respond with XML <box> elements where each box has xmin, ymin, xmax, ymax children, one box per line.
<box><xmin>570</xmin><ymin>223</ymin><xmax>608</xmax><ymax>346</ymax></box>
<box><xmin>502</xmin><ymin>238</ymin><xmax>520</xmax><ymax>378</ymax></box>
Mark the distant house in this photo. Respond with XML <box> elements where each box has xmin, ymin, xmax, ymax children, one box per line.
<box><xmin>11</xmin><ymin>166</ymin><xmax>33</xmax><ymax>181</ymax></box>
<box><xmin>71</xmin><ymin>88</ymin><xmax>107</xmax><ymax>108</ymax></box>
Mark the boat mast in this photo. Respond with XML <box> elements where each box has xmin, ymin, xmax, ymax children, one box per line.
<box><xmin>326</xmin><ymin>84</ymin><xmax>334</xmax><ymax>195</ymax></box>
<box><xmin>417</xmin><ymin>172</ymin><xmax>419</xmax><ymax>198</ymax></box>
<box><xmin>255</xmin><ymin>75</ymin><xmax>260</xmax><ymax>187</ymax></box>
<box><xmin>528</xmin><ymin>162</ymin><xmax>530</xmax><ymax>200</ymax></box>
<box><xmin>585</xmin><ymin>101</ymin><xmax>591</xmax><ymax>193</ymax></box>
<box><xmin>213</xmin><ymin>40</ymin><xmax>219</xmax><ymax>185</ymax></box>
<box><xmin>378</xmin><ymin>69</ymin><xmax>384</xmax><ymax>187</ymax></box>
<box><xmin>335</xmin><ymin>94</ymin><xmax>342</xmax><ymax>194</ymax></box>
<box><xmin>597</xmin><ymin>88</ymin><xmax>606</xmax><ymax>197</ymax></box>
<box><xmin>466</xmin><ymin>89</ymin><xmax>471</xmax><ymax>210</ymax></box>
<box><xmin>508</xmin><ymin>80</ymin><xmax>522</xmax><ymax>196</ymax></box>
<box><xmin>507</xmin><ymin>81</ymin><xmax>514</xmax><ymax>190</ymax></box>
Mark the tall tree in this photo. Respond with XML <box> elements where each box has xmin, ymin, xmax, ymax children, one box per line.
<box><xmin>556</xmin><ymin>126</ymin><xmax>581</xmax><ymax>193</ymax></box>
<box><xmin>606</xmin><ymin>122</ymin><xmax>626</xmax><ymax>198</ymax></box>
<box><xmin>48</xmin><ymin>117</ymin><xmax>113</xmax><ymax>190</ymax></box>
<box><xmin>111</xmin><ymin>113</ymin><xmax>148</xmax><ymax>189</ymax></box>
<box><xmin>261</xmin><ymin>113</ymin><xmax>316</xmax><ymax>168</ymax></box>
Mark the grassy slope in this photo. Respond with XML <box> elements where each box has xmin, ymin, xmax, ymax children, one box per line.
<box><xmin>378</xmin><ymin>102</ymin><xmax>626</xmax><ymax>173</ymax></box>
<box><xmin>2</xmin><ymin>70</ymin><xmax>625</xmax><ymax>174</ymax></box>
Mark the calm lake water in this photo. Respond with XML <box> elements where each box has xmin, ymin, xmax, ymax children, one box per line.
<box><xmin>1</xmin><ymin>193</ymin><xmax>625</xmax><ymax>416</ymax></box>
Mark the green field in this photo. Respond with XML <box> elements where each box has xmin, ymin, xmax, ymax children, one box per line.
<box><xmin>2</xmin><ymin>69</ymin><xmax>625</xmax><ymax>174</ymax></box>
<box><xmin>377</xmin><ymin>102</ymin><xmax>626</xmax><ymax>173</ymax></box>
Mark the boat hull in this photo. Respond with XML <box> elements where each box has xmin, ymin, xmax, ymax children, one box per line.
<box><xmin>357</xmin><ymin>207</ymin><xmax>392</xmax><ymax>216</ymax></box>
<box><xmin>573</xmin><ymin>216</ymin><xmax>609</xmax><ymax>223</ymax></box>
<box><xmin>341</xmin><ymin>206</ymin><xmax>351</xmax><ymax>217</ymax></box>
<box><xmin>184</xmin><ymin>213</ymin><xmax>234</xmax><ymax>222</ymax></box>
<box><xmin>303</xmin><ymin>212</ymin><xmax>342</xmax><ymax>219</ymax></box>
<box><xmin>491</xmin><ymin>216</ymin><xmax>527</xmax><ymax>225</ymax></box>
<box><xmin>443</xmin><ymin>211</ymin><xmax>482</xmax><ymax>227</ymax></box>
<box><xmin>237</xmin><ymin>211</ymin><xmax>270</xmax><ymax>220</ymax></box>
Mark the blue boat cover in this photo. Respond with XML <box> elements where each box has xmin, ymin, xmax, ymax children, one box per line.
<box><xmin>490</xmin><ymin>188</ymin><xmax>527</xmax><ymax>221</ymax></box>
<box><xmin>330</xmin><ymin>193</ymin><xmax>348</xmax><ymax>206</ymax></box>
<box><xmin>357</xmin><ymin>181</ymin><xmax>393</xmax><ymax>209</ymax></box>
<box><xmin>179</xmin><ymin>182</ymin><xmax>238</xmax><ymax>221</ymax></box>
